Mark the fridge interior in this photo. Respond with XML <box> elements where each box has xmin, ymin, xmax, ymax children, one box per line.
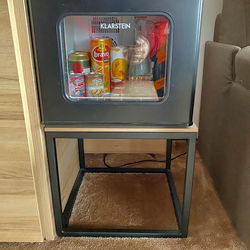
<box><xmin>59</xmin><ymin>15</ymin><xmax>170</xmax><ymax>102</ymax></box>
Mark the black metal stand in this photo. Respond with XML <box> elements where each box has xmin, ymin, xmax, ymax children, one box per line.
<box><xmin>45</xmin><ymin>129</ymin><xmax>197</xmax><ymax>238</ymax></box>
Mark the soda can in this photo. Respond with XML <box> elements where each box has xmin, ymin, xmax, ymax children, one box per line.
<box><xmin>90</xmin><ymin>38</ymin><xmax>111</xmax><ymax>93</ymax></box>
<box><xmin>111</xmin><ymin>46</ymin><xmax>128</xmax><ymax>80</ymax></box>
<box><xmin>110</xmin><ymin>46</ymin><xmax>128</xmax><ymax>94</ymax></box>
<box><xmin>85</xmin><ymin>72</ymin><xmax>104</xmax><ymax>97</ymax></box>
<box><xmin>69</xmin><ymin>51</ymin><xmax>90</xmax><ymax>74</ymax></box>
<box><xmin>69</xmin><ymin>73</ymin><xmax>86</xmax><ymax>98</ymax></box>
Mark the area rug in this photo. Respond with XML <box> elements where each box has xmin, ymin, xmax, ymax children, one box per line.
<box><xmin>0</xmin><ymin>142</ymin><xmax>246</xmax><ymax>249</ymax></box>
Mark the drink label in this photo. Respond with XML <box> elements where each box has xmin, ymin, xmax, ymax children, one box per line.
<box><xmin>69</xmin><ymin>60</ymin><xmax>90</xmax><ymax>74</ymax></box>
<box><xmin>92</xmin><ymin>45</ymin><xmax>110</xmax><ymax>62</ymax></box>
<box><xmin>69</xmin><ymin>75</ymin><xmax>86</xmax><ymax>97</ymax></box>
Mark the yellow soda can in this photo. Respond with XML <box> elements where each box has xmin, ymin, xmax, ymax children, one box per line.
<box><xmin>90</xmin><ymin>37</ymin><xmax>111</xmax><ymax>93</ymax></box>
<box><xmin>111</xmin><ymin>46</ymin><xmax>128</xmax><ymax>81</ymax></box>
<box><xmin>110</xmin><ymin>46</ymin><xmax>128</xmax><ymax>94</ymax></box>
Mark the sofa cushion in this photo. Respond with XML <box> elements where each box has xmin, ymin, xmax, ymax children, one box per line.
<box><xmin>219</xmin><ymin>0</ymin><xmax>250</xmax><ymax>47</ymax></box>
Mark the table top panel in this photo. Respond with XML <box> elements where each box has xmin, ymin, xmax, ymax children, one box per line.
<box><xmin>44</xmin><ymin>124</ymin><xmax>198</xmax><ymax>133</ymax></box>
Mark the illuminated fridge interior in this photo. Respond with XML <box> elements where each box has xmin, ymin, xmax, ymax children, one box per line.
<box><xmin>59</xmin><ymin>15</ymin><xmax>171</xmax><ymax>102</ymax></box>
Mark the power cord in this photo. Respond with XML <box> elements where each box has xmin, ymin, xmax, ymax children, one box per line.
<box><xmin>103</xmin><ymin>152</ymin><xmax>187</xmax><ymax>168</ymax></box>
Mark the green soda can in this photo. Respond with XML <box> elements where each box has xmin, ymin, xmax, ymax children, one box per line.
<box><xmin>68</xmin><ymin>51</ymin><xmax>90</xmax><ymax>74</ymax></box>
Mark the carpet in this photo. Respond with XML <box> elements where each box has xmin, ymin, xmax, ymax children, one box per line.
<box><xmin>0</xmin><ymin>142</ymin><xmax>247</xmax><ymax>249</ymax></box>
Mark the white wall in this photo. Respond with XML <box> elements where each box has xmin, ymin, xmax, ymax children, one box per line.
<box><xmin>193</xmin><ymin>0</ymin><xmax>223</xmax><ymax>127</ymax></box>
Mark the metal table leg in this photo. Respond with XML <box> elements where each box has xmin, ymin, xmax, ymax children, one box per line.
<box><xmin>45</xmin><ymin>130</ymin><xmax>197</xmax><ymax>238</ymax></box>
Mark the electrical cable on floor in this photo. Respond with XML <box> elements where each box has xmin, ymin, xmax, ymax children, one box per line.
<box><xmin>103</xmin><ymin>152</ymin><xmax>187</xmax><ymax>168</ymax></box>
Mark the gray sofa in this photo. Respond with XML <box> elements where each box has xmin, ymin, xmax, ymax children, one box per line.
<box><xmin>198</xmin><ymin>0</ymin><xmax>250</xmax><ymax>248</ymax></box>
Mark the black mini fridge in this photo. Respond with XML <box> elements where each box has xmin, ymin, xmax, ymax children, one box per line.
<box><xmin>28</xmin><ymin>0</ymin><xmax>203</xmax><ymax>126</ymax></box>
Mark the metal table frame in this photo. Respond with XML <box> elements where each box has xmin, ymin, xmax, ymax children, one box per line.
<box><xmin>45</xmin><ymin>128</ymin><xmax>197</xmax><ymax>238</ymax></box>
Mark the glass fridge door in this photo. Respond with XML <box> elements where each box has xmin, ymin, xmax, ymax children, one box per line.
<box><xmin>59</xmin><ymin>14</ymin><xmax>171</xmax><ymax>102</ymax></box>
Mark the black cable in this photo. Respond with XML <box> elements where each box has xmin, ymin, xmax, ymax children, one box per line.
<box><xmin>170</xmin><ymin>152</ymin><xmax>187</xmax><ymax>161</ymax></box>
<box><xmin>103</xmin><ymin>152</ymin><xmax>187</xmax><ymax>168</ymax></box>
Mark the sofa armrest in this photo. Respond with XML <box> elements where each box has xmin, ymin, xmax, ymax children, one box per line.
<box><xmin>199</xmin><ymin>41</ymin><xmax>241</xmax><ymax>168</ymax></box>
<box><xmin>235</xmin><ymin>46</ymin><xmax>250</xmax><ymax>91</ymax></box>
<box><xmin>199</xmin><ymin>42</ymin><xmax>250</xmax><ymax>249</ymax></box>
<box><xmin>203</xmin><ymin>41</ymin><xmax>240</xmax><ymax>85</ymax></box>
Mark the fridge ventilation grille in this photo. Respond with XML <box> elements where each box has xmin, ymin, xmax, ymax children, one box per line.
<box><xmin>91</xmin><ymin>16</ymin><xmax>120</xmax><ymax>34</ymax></box>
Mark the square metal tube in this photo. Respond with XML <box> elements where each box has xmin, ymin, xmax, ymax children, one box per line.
<box><xmin>45</xmin><ymin>130</ymin><xmax>197</xmax><ymax>238</ymax></box>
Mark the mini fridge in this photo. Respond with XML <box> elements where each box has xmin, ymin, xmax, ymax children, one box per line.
<box><xmin>28</xmin><ymin>0</ymin><xmax>203</xmax><ymax>126</ymax></box>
